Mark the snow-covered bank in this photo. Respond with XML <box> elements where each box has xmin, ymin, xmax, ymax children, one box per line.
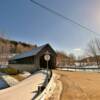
<box><xmin>0</xmin><ymin>71</ymin><xmax>32</xmax><ymax>90</ymax></box>
<box><xmin>19</xmin><ymin>71</ymin><xmax>31</xmax><ymax>78</ymax></box>
<box><xmin>2</xmin><ymin>75</ymin><xmax>19</xmax><ymax>87</ymax></box>
<box><xmin>61</xmin><ymin>68</ymin><xmax>100</xmax><ymax>72</ymax></box>
<box><xmin>58</xmin><ymin>66</ymin><xmax>100</xmax><ymax>72</ymax></box>
<box><xmin>0</xmin><ymin>70</ymin><xmax>47</xmax><ymax>100</ymax></box>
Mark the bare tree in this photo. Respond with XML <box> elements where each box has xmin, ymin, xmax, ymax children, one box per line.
<box><xmin>77</xmin><ymin>56</ymin><xmax>84</xmax><ymax>67</ymax></box>
<box><xmin>56</xmin><ymin>51</ymin><xmax>68</xmax><ymax>67</ymax></box>
<box><xmin>68</xmin><ymin>53</ymin><xmax>76</xmax><ymax>66</ymax></box>
<box><xmin>95</xmin><ymin>38</ymin><xmax>100</xmax><ymax>52</ymax></box>
<box><xmin>86</xmin><ymin>38</ymin><xmax>100</xmax><ymax>67</ymax></box>
<box><xmin>69</xmin><ymin>53</ymin><xmax>76</xmax><ymax>60</ymax></box>
<box><xmin>0</xmin><ymin>32</ymin><xmax>11</xmax><ymax>66</ymax></box>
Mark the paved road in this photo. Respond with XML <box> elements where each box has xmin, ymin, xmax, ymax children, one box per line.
<box><xmin>0</xmin><ymin>71</ymin><xmax>46</xmax><ymax>100</ymax></box>
<box><xmin>54</xmin><ymin>70</ymin><xmax>100</xmax><ymax>100</ymax></box>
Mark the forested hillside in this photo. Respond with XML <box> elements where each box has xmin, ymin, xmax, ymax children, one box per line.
<box><xmin>0</xmin><ymin>37</ymin><xmax>37</xmax><ymax>53</ymax></box>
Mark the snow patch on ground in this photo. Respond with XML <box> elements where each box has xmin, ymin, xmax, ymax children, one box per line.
<box><xmin>1</xmin><ymin>75</ymin><xmax>19</xmax><ymax>87</ymax></box>
<box><xmin>19</xmin><ymin>71</ymin><xmax>31</xmax><ymax>78</ymax></box>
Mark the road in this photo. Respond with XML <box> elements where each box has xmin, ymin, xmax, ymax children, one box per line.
<box><xmin>54</xmin><ymin>70</ymin><xmax>100</xmax><ymax>100</ymax></box>
<box><xmin>0</xmin><ymin>71</ymin><xmax>46</xmax><ymax>100</ymax></box>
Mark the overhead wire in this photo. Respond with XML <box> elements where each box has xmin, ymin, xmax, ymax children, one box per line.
<box><xmin>30</xmin><ymin>0</ymin><xmax>100</xmax><ymax>37</ymax></box>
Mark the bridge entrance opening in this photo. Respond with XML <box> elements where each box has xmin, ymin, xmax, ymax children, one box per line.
<box><xmin>40</xmin><ymin>55</ymin><xmax>54</xmax><ymax>69</ymax></box>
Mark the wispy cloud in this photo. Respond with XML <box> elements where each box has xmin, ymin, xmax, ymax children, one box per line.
<box><xmin>72</xmin><ymin>48</ymin><xmax>84</xmax><ymax>57</ymax></box>
<box><xmin>73</xmin><ymin>48</ymin><xmax>82</xmax><ymax>51</ymax></box>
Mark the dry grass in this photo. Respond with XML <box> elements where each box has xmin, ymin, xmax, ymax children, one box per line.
<box><xmin>11</xmin><ymin>75</ymin><xmax>25</xmax><ymax>81</ymax></box>
<box><xmin>0</xmin><ymin>68</ymin><xmax>19</xmax><ymax>75</ymax></box>
<box><xmin>54</xmin><ymin>70</ymin><xmax>100</xmax><ymax>100</ymax></box>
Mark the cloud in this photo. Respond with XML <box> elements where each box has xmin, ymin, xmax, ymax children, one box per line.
<box><xmin>72</xmin><ymin>48</ymin><xmax>84</xmax><ymax>57</ymax></box>
<box><xmin>73</xmin><ymin>48</ymin><xmax>82</xmax><ymax>51</ymax></box>
<box><xmin>67</xmin><ymin>48</ymin><xmax>84</xmax><ymax>57</ymax></box>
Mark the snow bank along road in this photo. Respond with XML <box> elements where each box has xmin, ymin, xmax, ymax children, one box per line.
<box><xmin>54</xmin><ymin>70</ymin><xmax>100</xmax><ymax>100</ymax></box>
<box><xmin>2</xmin><ymin>75</ymin><xmax>19</xmax><ymax>86</ymax></box>
<box><xmin>35</xmin><ymin>72</ymin><xmax>63</xmax><ymax>100</ymax></box>
<box><xmin>0</xmin><ymin>71</ymin><xmax>46</xmax><ymax>100</ymax></box>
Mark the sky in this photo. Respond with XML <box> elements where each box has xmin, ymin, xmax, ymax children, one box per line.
<box><xmin>0</xmin><ymin>0</ymin><xmax>100</xmax><ymax>57</ymax></box>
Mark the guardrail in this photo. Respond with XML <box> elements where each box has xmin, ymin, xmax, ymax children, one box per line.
<box><xmin>32</xmin><ymin>69</ymin><xmax>52</xmax><ymax>100</ymax></box>
<box><xmin>35</xmin><ymin>70</ymin><xmax>56</xmax><ymax>100</ymax></box>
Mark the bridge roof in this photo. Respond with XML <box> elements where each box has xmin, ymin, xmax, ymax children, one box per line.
<box><xmin>10</xmin><ymin>44</ymin><xmax>55</xmax><ymax>60</ymax></box>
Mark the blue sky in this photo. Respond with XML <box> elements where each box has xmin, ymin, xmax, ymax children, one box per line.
<box><xmin>0</xmin><ymin>0</ymin><xmax>100</xmax><ymax>56</ymax></box>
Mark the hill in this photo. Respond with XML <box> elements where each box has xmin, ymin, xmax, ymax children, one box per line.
<box><xmin>0</xmin><ymin>37</ymin><xmax>37</xmax><ymax>53</ymax></box>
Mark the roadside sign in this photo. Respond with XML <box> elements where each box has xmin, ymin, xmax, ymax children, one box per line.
<box><xmin>44</xmin><ymin>54</ymin><xmax>50</xmax><ymax>61</ymax></box>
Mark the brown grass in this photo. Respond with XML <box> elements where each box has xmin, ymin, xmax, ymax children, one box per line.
<box><xmin>11</xmin><ymin>75</ymin><xmax>25</xmax><ymax>81</ymax></box>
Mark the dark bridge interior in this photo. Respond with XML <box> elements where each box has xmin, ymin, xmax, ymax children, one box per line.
<box><xmin>40</xmin><ymin>55</ymin><xmax>55</xmax><ymax>69</ymax></box>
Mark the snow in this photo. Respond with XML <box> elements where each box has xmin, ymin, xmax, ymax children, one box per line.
<box><xmin>19</xmin><ymin>71</ymin><xmax>31</xmax><ymax>78</ymax></box>
<box><xmin>0</xmin><ymin>70</ymin><xmax>47</xmax><ymax>100</ymax></box>
<box><xmin>2</xmin><ymin>75</ymin><xmax>19</xmax><ymax>87</ymax></box>
<box><xmin>60</xmin><ymin>66</ymin><xmax>100</xmax><ymax>72</ymax></box>
<box><xmin>81</xmin><ymin>66</ymin><xmax>98</xmax><ymax>68</ymax></box>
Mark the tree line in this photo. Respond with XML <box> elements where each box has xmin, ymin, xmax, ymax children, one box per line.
<box><xmin>56</xmin><ymin>38</ymin><xmax>100</xmax><ymax>67</ymax></box>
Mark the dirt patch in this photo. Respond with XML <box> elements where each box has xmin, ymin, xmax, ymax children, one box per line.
<box><xmin>54</xmin><ymin>70</ymin><xmax>100</xmax><ymax>100</ymax></box>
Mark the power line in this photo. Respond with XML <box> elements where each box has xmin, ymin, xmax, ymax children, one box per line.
<box><xmin>30</xmin><ymin>0</ymin><xmax>100</xmax><ymax>36</ymax></box>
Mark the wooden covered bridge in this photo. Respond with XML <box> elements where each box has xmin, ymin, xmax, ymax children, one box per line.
<box><xmin>9</xmin><ymin>44</ymin><xmax>56</xmax><ymax>72</ymax></box>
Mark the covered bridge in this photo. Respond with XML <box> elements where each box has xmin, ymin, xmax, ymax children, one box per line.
<box><xmin>9</xmin><ymin>44</ymin><xmax>56</xmax><ymax>72</ymax></box>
